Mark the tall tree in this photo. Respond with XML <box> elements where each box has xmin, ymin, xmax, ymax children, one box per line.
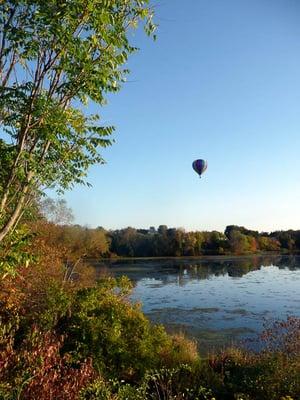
<box><xmin>0</xmin><ymin>0</ymin><xmax>155</xmax><ymax>242</ymax></box>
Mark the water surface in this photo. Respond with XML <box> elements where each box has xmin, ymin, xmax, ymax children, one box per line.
<box><xmin>95</xmin><ymin>255</ymin><xmax>300</xmax><ymax>352</ymax></box>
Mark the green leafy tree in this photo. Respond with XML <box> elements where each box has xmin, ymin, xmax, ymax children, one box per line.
<box><xmin>0</xmin><ymin>0</ymin><xmax>155</xmax><ymax>244</ymax></box>
<box><xmin>258</xmin><ymin>236</ymin><xmax>280</xmax><ymax>252</ymax></box>
<box><xmin>228</xmin><ymin>230</ymin><xmax>250</xmax><ymax>254</ymax></box>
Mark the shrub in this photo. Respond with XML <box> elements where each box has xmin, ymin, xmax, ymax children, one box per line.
<box><xmin>57</xmin><ymin>277</ymin><xmax>180</xmax><ymax>380</ymax></box>
<box><xmin>207</xmin><ymin>318</ymin><xmax>300</xmax><ymax>400</ymax></box>
<box><xmin>0</xmin><ymin>325</ymin><xmax>95</xmax><ymax>400</ymax></box>
<box><xmin>160</xmin><ymin>333</ymin><xmax>199</xmax><ymax>367</ymax></box>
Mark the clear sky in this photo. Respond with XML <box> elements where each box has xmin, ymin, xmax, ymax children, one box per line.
<box><xmin>64</xmin><ymin>0</ymin><xmax>300</xmax><ymax>232</ymax></box>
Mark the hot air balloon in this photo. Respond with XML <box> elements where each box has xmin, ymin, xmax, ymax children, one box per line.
<box><xmin>192</xmin><ymin>159</ymin><xmax>207</xmax><ymax>178</ymax></box>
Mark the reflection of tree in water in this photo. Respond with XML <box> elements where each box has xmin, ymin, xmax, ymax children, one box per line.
<box><xmin>226</xmin><ymin>260</ymin><xmax>260</xmax><ymax>277</ymax></box>
<box><xmin>181</xmin><ymin>263</ymin><xmax>225</xmax><ymax>279</ymax></box>
<box><xmin>97</xmin><ymin>255</ymin><xmax>300</xmax><ymax>285</ymax></box>
<box><xmin>273</xmin><ymin>255</ymin><xmax>300</xmax><ymax>270</ymax></box>
<box><xmin>175</xmin><ymin>263</ymin><xmax>227</xmax><ymax>286</ymax></box>
<box><xmin>176</xmin><ymin>260</ymin><xmax>260</xmax><ymax>280</ymax></box>
<box><xmin>180</xmin><ymin>257</ymin><xmax>261</xmax><ymax>278</ymax></box>
<box><xmin>170</xmin><ymin>256</ymin><xmax>299</xmax><ymax>284</ymax></box>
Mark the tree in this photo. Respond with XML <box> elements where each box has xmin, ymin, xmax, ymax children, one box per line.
<box><xmin>158</xmin><ymin>225</ymin><xmax>168</xmax><ymax>235</ymax></box>
<box><xmin>40</xmin><ymin>197</ymin><xmax>74</xmax><ymax>225</ymax></box>
<box><xmin>31</xmin><ymin>221</ymin><xmax>110</xmax><ymax>281</ymax></box>
<box><xmin>0</xmin><ymin>0</ymin><xmax>155</xmax><ymax>243</ymax></box>
<box><xmin>258</xmin><ymin>236</ymin><xmax>281</xmax><ymax>252</ymax></box>
<box><xmin>228</xmin><ymin>230</ymin><xmax>251</xmax><ymax>254</ymax></box>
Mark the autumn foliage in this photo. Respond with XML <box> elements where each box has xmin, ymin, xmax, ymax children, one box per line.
<box><xmin>0</xmin><ymin>328</ymin><xmax>95</xmax><ymax>400</ymax></box>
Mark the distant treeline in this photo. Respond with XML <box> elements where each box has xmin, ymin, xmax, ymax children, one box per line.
<box><xmin>49</xmin><ymin>224</ymin><xmax>300</xmax><ymax>259</ymax></box>
<box><xmin>105</xmin><ymin>225</ymin><xmax>300</xmax><ymax>257</ymax></box>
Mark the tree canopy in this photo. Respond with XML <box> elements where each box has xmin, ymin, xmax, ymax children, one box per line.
<box><xmin>0</xmin><ymin>0</ymin><xmax>155</xmax><ymax>243</ymax></box>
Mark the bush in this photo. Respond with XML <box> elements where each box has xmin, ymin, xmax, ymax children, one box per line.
<box><xmin>1</xmin><ymin>229</ymin><xmax>299</xmax><ymax>400</ymax></box>
<box><xmin>207</xmin><ymin>319</ymin><xmax>300</xmax><ymax>400</ymax></box>
<box><xmin>57</xmin><ymin>276</ymin><xmax>198</xmax><ymax>381</ymax></box>
<box><xmin>160</xmin><ymin>333</ymin><xmax>199</xmax><ymax>367</ymax></box>
<box><xmin>0</xmin><ymin>325</ymin><xmax>95</xmax><ymax>400</ymax></box>
<box><xmin>141</xmin><ymin>365</ymin><xmax>214</xmax><ymax>400</ymax></box>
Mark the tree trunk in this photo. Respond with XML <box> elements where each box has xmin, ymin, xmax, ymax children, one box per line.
<box><xmin>0</xmin><ymin>173</ymin><xmax>33</xmax><ymax>243</ymax></box>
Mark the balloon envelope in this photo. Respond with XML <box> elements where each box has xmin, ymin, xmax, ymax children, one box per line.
<box><xmin>192</xmin><ymin>159</ymin><xmax>207</xmax><ymax>177</ymax></box>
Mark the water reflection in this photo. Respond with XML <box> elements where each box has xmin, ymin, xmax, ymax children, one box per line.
<box><xmin>96</xmin><ymin>255</ymin><xmax>300</xmax><ymax>283</ymax></box>
<box><xmin>95</xmin><ymin>255</ymin><xmax>300</xmax><ymax>353</ymax></box>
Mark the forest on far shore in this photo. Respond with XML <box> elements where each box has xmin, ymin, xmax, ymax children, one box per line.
<box><xmin>106</xmin><ymin>224</ymin><xmax>300</xmax><ymax>257</ymax></box>
<box><xmin>41</xmin><ymin>201</ymin><xmax>300</xmax><ymax>259</ymax></box>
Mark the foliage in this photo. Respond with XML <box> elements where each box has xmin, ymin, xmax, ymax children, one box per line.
<box><xmin>0</xmin><ymin>0</ymin><xmax>156</xmax><ymax>246</ymax></box>
<box><xmin>82</xmin><ymin>316</ymin><xmax>300</xmax><ymax>400</ymax></box>
<box><xmin>0</xmin><ymin>227</ymin><xmax>98</xmax><ymax>335</ymax></box>
<box><xmin>80</xmin><ymin>365</ymin><xmax>215</xmax><ymax>400</ymax></box>
<box><xmin>140</xmin><ymin>365</ymin><xmax>215</xmax><ymax>400</ymax></box>
<box><xmin>22</xmin><ymin>219</ymin><xmax>109</xmax><ymax>284</ymax></box>
<box><xmin>0</xmin><ymin>239</ymin><xmax>201</xmax><ymax>396</ymax></box>
<box><xmin>106</xmin><ymin>225</ymin><xmax>285</xmax><ymax>257</ymax></box>
<box><xmin>36</xmin><ymin>220</ymin><xmax>110</xmax><ymax>258</ymax></box>
<box><xmin>0</xmin><ymin>226</ymin><xmax>36</xmax><ymax>278</ymax></box>
<box><xmin>56</xmin><ymin>276</ymin><xmax>198</xmax><ymax>381</ymax></box>
<box><xmin>260</xmin><ymin>316</ymin><xmax>300</xmax><ymax>354</ymax></box>
<box><xmin>0</xmin><ymin>325</ymin><xmax>95</xmax><ymax>400</ymax></box>
<box><xmin>206</xmin><ymin>318</ymin><xmax>300</xmax><ymax>400</ymax></box>
<box><xmin>21</xmin><ymin>221</ymin><xmax>299</xmax><ymax>262</ymax></box>
<box><xmin>2</xmin><ymin>220</ymin><xmax>293</xmax><ymax>281</ymax></box>
<box><xmin>1</xmin><ymin>219</ymin><xmax>300</xmax><ymax>399</ymax></box>
<box><xmin>1</xmin><ymin>253</ymin><xmax>300</xmax><ymax>399</ymax></box>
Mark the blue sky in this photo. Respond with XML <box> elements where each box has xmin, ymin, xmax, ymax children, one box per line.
<box><xmin>65</xmin><ymin>0</ymin><xmax>300</xmax><ymax>232</ymax></box>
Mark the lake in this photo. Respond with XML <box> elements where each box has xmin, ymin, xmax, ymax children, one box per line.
<box><xmin>94</xmin><ymin>255</ymin><xmax>300</xmax><ymax>353</ymax></box>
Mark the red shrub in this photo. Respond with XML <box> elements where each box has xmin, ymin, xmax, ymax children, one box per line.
<box><xmin>0</xmin><ymin>327</ymin><xmax>96</xmax><ymax>400</ymax></box>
